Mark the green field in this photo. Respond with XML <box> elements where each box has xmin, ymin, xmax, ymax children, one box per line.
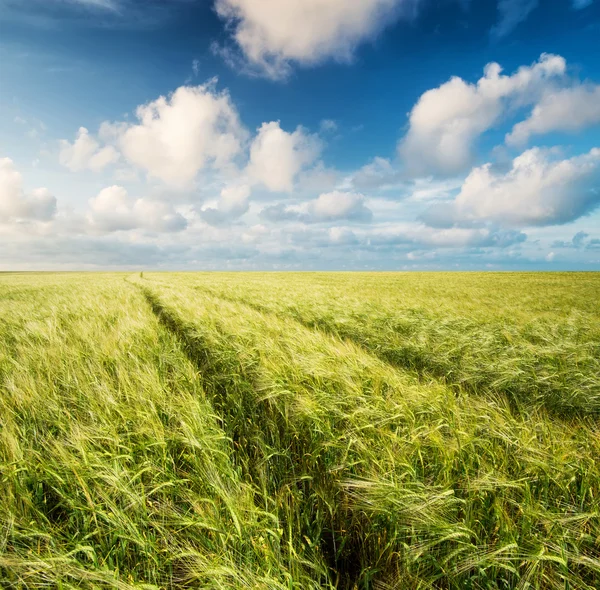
<box><xmin>1</xmin><ymin>272</ymin><xmax>599</xmax><ymax>589</ymax></box>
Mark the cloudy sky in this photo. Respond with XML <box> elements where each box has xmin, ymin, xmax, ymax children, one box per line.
<box><xmin>1</xmin><ymin>0</ymin><xmax>599</xmax><ymax>270</ymax></box>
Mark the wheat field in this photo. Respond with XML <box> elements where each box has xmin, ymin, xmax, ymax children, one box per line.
<box><xmin>1</xmin><ymin>272</ymin><xmax>599</xmax><ymax>589</ymax></box>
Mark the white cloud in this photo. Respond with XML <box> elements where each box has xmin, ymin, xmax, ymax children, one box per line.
<box><xmin>0</xmin><ymin>157</ymin><xmax>56</xmax><ymax>222</ymax></box>
<box><xmin>329</xmin><ymin>227</ymin><xmax>359</xmax><ymax>244</ymax></box>
<box><xmin>352</xmin><ymin>157</ymin><xmax>401</xmax><ymax>190</ymax></box>
<box><xmin>217</xmin><ymin>184</ymin><xmax>251</xmax><ymax>215</ymax></box>
<box><xmin>319</xmin><ymin>119</ymin><xmax>338</xmax><ymax>133</ymax></box>
<box><xmin>552</xmin><ymin>231</ymin><xmax>599</xmax><ymax>249</ymax></box>
<box><xmin>87</xmin><ymin>185</ymin><xmax>187</xmax><ymax>233</ymax></box>
<box><xmin>110</xmin><ymin>81</ymin><xmax>247</xmax><ymax>187</ymax></box>
<box><xmin>398</xmin><ymin>53</ymin><xmax>566</xmax><ymax>177</ymax></box>
<box><xmin>422</xmin><ymin>147</ymin><xmax>600</xmax><ymax>227</ymax></box>
<box><xmin>200</xmin><ymin>184</ymin><xmax>251</xmax><ymax>225</ymax></box>
<box><xmin>261</xmin><ymin>190</ymin><xmax>372</xmax><ymax>223</ymax></box>
<box><xmin>214</xmin><ymin>0</ymin><xmax>409</xmax><ymax>79</ymax></box>
<box><xmin>297</xmin><ymin>162</ymin><xmax>339</xmax><ymax>193</ymax></box>
<box><xmin>407</xmin><ymin>176</ymin><xmax>463</xmax><ymax>201</ymax></box>
<box><xmin>366</xmin><ymin>225</ymin><xmax>526</xmax><ymax>248</ymax></box>
<box><xmin>573</xmin><ymin>0</ymin><xmax>593</xmax><ymax>9</ymax></box>
<box><xmin>247</xmin><ymin>121</ymin><xmax>321</xmax><ymax>192</ymax></box>
<box><xmin>309</xmin><ymin>190</ymin><xmax>372</xmax><ymax>221</ymax></box>
<box><xmin>241</xmin><ymin>223</ymin><xmax>270</xmax><ymax>244</ymax></box>
<box><xmin>285</xmin><ymin>224</ymin><xmax>525</xmax><ymax>251</ymax></box>
<box><xmin>59</xmin><ymin>127</ymin><xmax>119</xmax><ymax>172</ymax></box>
<box><xmin>491</xmin><ymin>0</ymin><xmax>538</xmax><ymax>39</ymax></box>
<box><xmin>506</xmin><ymin>84</ymin><xmax>600</xmax><ymax>145</ymax></box>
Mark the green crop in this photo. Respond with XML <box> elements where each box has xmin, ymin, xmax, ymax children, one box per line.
<box><xmin>1</xmin><ymin>272</ymin><xmax>599</xmax><ymax>589</ymax></box>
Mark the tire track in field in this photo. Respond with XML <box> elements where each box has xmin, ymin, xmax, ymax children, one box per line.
<box><xmin>140</xmin><ymin>285</ymin><xmax>272</xmax><ymax>460</ymax></box>
<box><xmin>137</xmin><ymin>285</ymin><xmax>342</xmax><ymax>583</ymax></box>
<box><xmin>135</xmin><ymin>282</ymin><xmax>407</xmax><ymax>589</ymax></box>
<box><xmin>140</xmin><ymin>276</ymin><xmax>443</xmax><ymax>398</ymax></box>
<box><xmin>179</xmin><ymin>283</ymin><xmax>491</xmax><ymax>401</ymax></box>
<box><xmin>139</xmin><ymin>285</ymin><xmax>305</xmax><ymax>519</ymax></box>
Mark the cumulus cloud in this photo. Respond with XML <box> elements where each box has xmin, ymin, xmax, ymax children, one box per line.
<box><xmin>421</xmin><ymin>147</ymin><xmax>600</xmax><ymax>228</ymax></box>
<box><xmin>491</xmin><ymin>0</ymin><xmax>538</xmax><ymax>39</ymax></box>
<box><xmin>506</xmin><ymin>84</ymin><xmax>600</xmax><ymax>145</ymax></box>
<box><xmin>87</xmin><ymin>185</ymin><xmax>187</xmax><ymax>233</ymax></box>
<box><xmin>241</xmin><ymin>223</ymin><xmax>270</xmax><ymax>244</ymax></box>
<box><xmin>261</xmin><ymin>190</ymin><xmax>373</xmax><ymax>223</ymax></box>
<box><xmin>329</xmin><ymin>227</ymin><xmax>360</xmax><ymax>245</ymax></box>
<box><xmin>213</xmin><ymin>0</ymin><xmax>409</xmax><ymax>79</ymax></box>
<box><xmin>200</xmin><ymin>184</ymin><xmax>251</xmax><ymax>225</ymax></box>
<box><xmin>59</xmin><ymin>84</ymin><xmax>328</xmax><ymax>222</ymax></box>
<box><xmin>260</xmin><ymin>203</ymin><xmax>300</xmax><ymax>223</ymax></box>
<box><xmin>297</xmin><ymin>162</ymin><xmax>339</xmax><ymax>193</ymax></box>
<box><xmin>398</xmin><ymin>53</ymin><xmax>566</xmax><ymax>177</ymax></box>
<box><xmin>247</xmin><ymin>121</ymin><xmax>321</xmax><ymax>192</ymax></box>
<box><xmin>309</xmin><ymin>191</ymin><xmax>373</xmax><ymax>221</ymax></box>
<box><xmin>106</xmin><ymin>81</ymin><xmax>247</xmax><ymax>187</ymax></box>
<box><xmin>0</xmin><ymin>158</ymin><xmax>57</xmax><ymax>222</ymax></box>
<box><xmin>59</xmin><ymin>127</ymin><xmax>119</xmax><ymax>172</ymax></box>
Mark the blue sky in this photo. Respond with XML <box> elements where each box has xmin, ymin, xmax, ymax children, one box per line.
<box><xmin>0</xmin><ymin>0</ymin><xmax>599</xmax><ymax>270</ymax></box>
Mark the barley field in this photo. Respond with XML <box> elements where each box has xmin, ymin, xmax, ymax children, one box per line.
<box><xmin>1</xmin><ymin>272</ymin><xmax>599</xmax><ymax>589</ymax></box>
